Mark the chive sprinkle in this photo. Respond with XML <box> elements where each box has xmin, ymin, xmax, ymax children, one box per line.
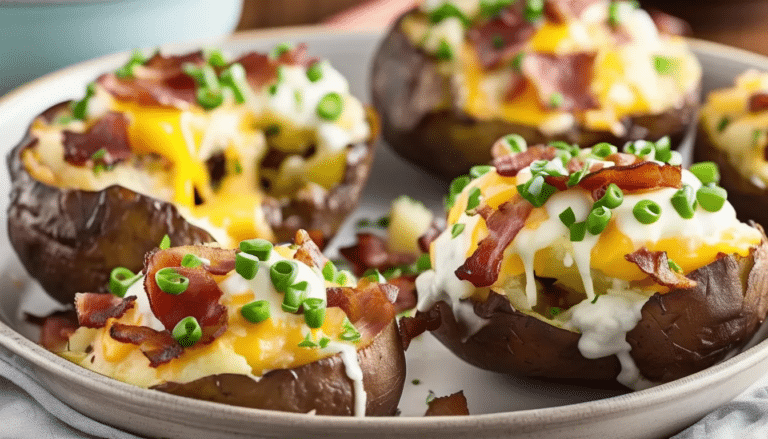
<box><xmin>451</xmin><ymin>223</ymin><xmax>465</xmax><ymax>238</ymax></box>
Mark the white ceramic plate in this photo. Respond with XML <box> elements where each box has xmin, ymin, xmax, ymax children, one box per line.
<box><xmin>2</xmin><ymin>29</ymin><xmax>768</xmax><ymax>439</ymax></box>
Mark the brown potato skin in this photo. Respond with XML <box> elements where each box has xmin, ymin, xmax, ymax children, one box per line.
<box><xmin>371</xmin><ymin>11</ymin><xmax>700</xmax><ymax>180</ymax></box>
<box><xmin>424</xmin><ymin>238</ymin><xmax>768</xmax><ymax>383</ymax></box>
<box><xmin>7</xmin><ymin>104</ymin><xmax>379</xmax><ymax>304</ymax></box>
<box><xmin>694</xmin><ymin>127</ymin><xmax>768</xmax><ymax>229</ymax></box>
<box><xmin>151</xmin><ymin>320</ymin><xmax>405</xmax><ymax>416</ymax></box>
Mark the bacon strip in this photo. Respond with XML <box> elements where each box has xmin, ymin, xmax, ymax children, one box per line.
<box><xmin>293</xmin><ymin>229</ymin><xmax>329</xmax><ymax>271</ymax></box>
<box><xmin>418</xmin><ymin>220</ymin><xmax>446</xmax><ymax>254</ymax></box>
<box><xmin>109</xmin><ymin>323</ymin><xmax>183</xmax><ymax>367</ymax></box>
<box><xmin>577</xmin><ymin>162</ymin><xmax>682</xmax><ymax>200</ymax></box>
<box><xmin>62</xmin><ymin>112</ymin><xmax>131</xmax><ymax>166</ymax></box>
<box><xmin>339</xmin><ymin>233</ymin><xmax>416</xmax><ymax>277</ymax></box>
<box><xmin>387</xmin><ymin>275</ymin><xmax>419</xmax><ymax>314</ymax></box>
<box><xmin>39</xmin><ymin>311</ymin><xmax>79</xmax><ymax>352</ymax></box>
<box><xmin>522</xmin><ymin>53</ymin><xmax>599</xmax><ymax>111</ymax></box>
<box><xmin>455</xmin><ymin>198</ymin><xmax>533</xmax><ymax>287</ymax></box>
<box><xmin>750</xmin><ymin>93</ymin><xmax>768</xmax><ymax>113</ymax></box>
<box><xmin>326</xmin><ymin>281</ymin><xmax>397</xmax><ymax>340</ymax></box>
<box><xmin>545</xmin><ymin>0</ymin><xmax>602</xmax><ymax>22</ymax></box>
<box><xmin>74</xmin><ymin>293</ymin><xmax>136</xmax><ymax>328</ymax></box>
<box><xmin>398</xmin><ymin>307</ymin><xmax>442</xmax><ymax>350</ymax></box>
<box><xmin>235</xmin><ymin>44</ymin><xmax>313</xmax><ymax>91</ymax></box>
<box><xmin>468</xmin><ymin>5</ymin><xmax>535</xmax><ymax>69</ymax></box>
<box><xmin>494</xmin><ymin>145</ymin><xmax>558</xmax><ymax>177</ymax></box>
<box><xmin>625</xmin><ymin>247</ymin><xmax>698</xmax><ymax>290</ymax></box>
<box><xmin>425</xmin><ymin>391</ymin><xmax>470</xmax><ymax>416</ymax></box>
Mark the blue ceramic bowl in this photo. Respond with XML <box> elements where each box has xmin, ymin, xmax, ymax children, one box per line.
<box><xmin>0</xmin><ymin>0</ymin><xmax>243</xmax><ymax>95</ymax></box>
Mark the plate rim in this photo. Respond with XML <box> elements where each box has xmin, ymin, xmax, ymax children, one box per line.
<box><xmin>2</xmin><ymin>30</ymin><xmax>768</xmax><ymax>432</ymax></box>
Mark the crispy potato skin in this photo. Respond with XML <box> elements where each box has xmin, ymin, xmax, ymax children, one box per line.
<box><xmin>152</xmin><ymin>320</ymin><xmax>406</xmax><ymax>416</ymax></box>
<box><xmin>694</xmin><ymin>127</ymin><xmax>768</xmax><ymax>228</ymax></box>
<box><xmin>371</xmin><ymin>12</ymin><xmax>700</xmax><ymax>180</ymax></box>
<box><xmin>7</xmin><ymin>104</ymin><xmax>378</xmax><ymax>304</ymax></box>
<box><xmin>424</xmin><ymin>238</ymin><xmax>768</xmax><ymax>383</ymax></box>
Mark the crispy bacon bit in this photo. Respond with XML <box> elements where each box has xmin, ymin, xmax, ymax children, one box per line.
<box><xmin>456</xmin><ymin>198</ymin><xmax>533</xmax><ymax>287</ymax></box>
<box><xmin>749</xmin><ymin>93</ymin><xmax>768</xmax><ymax>113</ymax></box>
<box><xmin>235</xmin><ymin>44</ymin><xmax>313</xmax><ymax>91</ymax></box>
<box><xmin>398</xmin><ymin>307</ymin><xmax>442</xmax><ymax>350</ymax></box>
<box><xmin>578</xmin><ymin>161</ymin><xmax>682</xmax><ymax>200</ymax></box>
<box><xmin>494</xmin><ymin>145</ymin><xmax>558</xmax><ymax>177</ymax></box>
<box><xmin>144</xmin><ymin>248</ymin><xmax>230</xmax><ymax>344</ymax></box>
<box><xmin>293</xmin><ymin>229</ymin><xmax>329</xmax><ymax>270</ymax></box>
<box><xmin>97</xmin><ymin>52</ymin><xmax>205</xmax><ymax>109</ymax></box>
<box><xmin>418</xmin><ymin>220</ymin><xmax>446</xmax><ymax>254</ymax></box>
<box><xmin>625</xmin><ymin>247</ymin><xmax>698</xmax><ymax>290</ymax></box>
<box><xmin>545</xmin><ymin>0</ymin><xmax>602</xmax><ymax>23</ymax></box>
<box><xmin>648</xmin><ymin>9</ymin><xmax>692</xmax><ymax>36</ymax></box>
<box><xmin>109</xmin><ymin>323</ymin><xmax>183</xmax><ymax>367</ymax></box>
<box><xmin>39</xmin><ymin>311</ymin><xmax>79</xmax><ymax>352</ymax></box>
<box><xmin>387</xmin><ymin>275</ymin><xmax>419</xmax><ymax>314</ymax></box>
<box><xmin>425</xmin><ymin>391</ymin><xmax>470</xmax><ymax>416</ymax></box>
<box><xmin>522</xmin><ymin>53</ymin><xmax>599</xmax><ymax>111</ymax></box>
<box><xmin>339</xmin><ymin>233</ymin><xmax>416</xmax><ymax>277</ymax></box>
<box><xmin>604</xmin><ymin>152</ymin><xmax>640</xmax><ymax>167</ymax></box>
<box><xmin>468</xmin><ymin>5</ymin><xmax>536</xmax><ymax>69</ymax></box>
<box><xmin>62</xmin><ymin>112</ymin><xmax>131</xmax><ymax>166</ymax></box>
<box><xmin>74</xmin><ymin>293</ymin><xmax>137</xmax><ymax>329</ymax></box>
<box><xmin>326</xmin><ymin>281</ymin><xmax>396</xmax><ymax>340</ymax></box>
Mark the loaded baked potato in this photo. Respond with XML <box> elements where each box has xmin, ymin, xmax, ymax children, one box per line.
<box><xmin>54</xmin><ymin>230</ymin><xmax>405</xmax><ymax>416</ymax></box>
<box><xmin>8</xmin><ymin>44</ymin><xmax>378</xmax><ymax>303</ymax></box>
<box><xmin>405</xmin><ymin>136</ymin><xmax>768</xmax><ymax>388</ymax></box>
<box><xmin>372</xmin><ymin>0</ymin><xmax>701</xmax><ymax>179</ymax></box>
<box><xmin>696</xmin><ymin>70</ymin><xmax>768</xmax><ymax>228</ymax></box>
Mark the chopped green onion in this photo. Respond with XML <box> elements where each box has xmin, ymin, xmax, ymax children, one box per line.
<box><xmin>446</xmin><ymin>175</ymin><xmax>471</xmax><ymax>210</ymax></box>
<box><xmin>633</xmin><ymin>200</ymin><xmax>662</xmax><ymax>224</ymax></box>
<box><xmin>492</xmin><ymin>34</ymin><xmax>505</xmax><ymax>50</ymax></box>
<box><xmin>159</xmin><ymin>235</ymin><xmax>171</xmax><ymax>250</ymax></box>
<box><xmin>470</xmin><ymin>165</ymin><xmax>493</xmax><ymax>179</ymax></box>
<box><xmin>696</xmin><ymin>185</ymin><xmax>727</xmax><ymax>212</ymax></box>
<box><xmin>690</xmin><ymin>161</ymin><xmax>720</xmax><ymax>185</ymax></box>
<box><xmin>306</xmin><ymin>61</ymin><xmax>324</xmax><ymax>82</ymax></box>
<box><xmin>717</xmin><ymin>116</ymin><xmax>731</xmax><ymax>133</ymax></box>
<box><xmin>115</xmin><ymin>49</ymin><xmax>146</xmax><ymax>78</ymax></box>
<box><xmin>517</xmin><ymin>175</ymin><xmax>557</xmax><ymax>207</ymax></box>
<box><xmin>549</xmin><ymin>92</ymin><xmax>564</xmax><ymax>108</ymax></box>
<box><xmin>268</xmin><ymin>84</ymin><xmax>278</xmax><ymax>95</ymax></box>
<box><xmin>559</xmin><ymin>207</ymin><xmax>576</xmax><ymax>227</ymax></box>
<box><xmin>416</xmin><ymin>253</ymin><xmax>432</xmax><ymax>271</ymax></box>
<box><xmin>668</xmin><ymin>259</ymin><xmax>683</xmax><ymax>273</ymax></box>
<box><xmin>239</xmin><ymin>238</ymin><xmax>273</xmax><ymax>261</ymax></box>
<box><xmin>72</xmin><ymin>83</ymin><xmax>96</xmax><ymax>120</ymax></box>
<box><xmin>155</xmin><ymin>267</ymin><xmax>189</xmax><ymax>295</ymax></box>
<box><xmin>412</xmin><ymin>379</ymin><xmax>421</xmax><ymax>385</ymax></box>
<box><xmin>335</xmin><ymin>270</ymin><xmax>351</xmax><ymax>286</ymax></box>
<box><xmin>466</xmin><ymin>187</ymin><xmax>482</xmax><ymax>212</ymax></box>
<box><xmin>435</xmin><ymin>39</ymin><xmax>454</xmax><ymax>61</ymax></box>
<box><xmin>241</xmin><ymin>300</ymin><xmax>270</xmax><ymax>323</ymax></box>
<box><xmin>653</xmin><ymin>55</ymin><xmax>680</xmax><ymax>75</ymax></box>
<box><xmin>570</xmin><ymin>221</ymin><xmax>587</xmax><ymax>242</ymax></box>
<box><xmin>264</xmin><ymin>124</ymin><xmax>280</xmax><ymax>137</ymax></box>
<box><xmin>172</xmin><ymin>317</ymin><xmax>202</xmax><ymax>347</ymax></box>
<box><xmin>298</xmin><ymin>332</ymin><xmax>317</xmax><ymax>348</ymax></box>
<box><xmin>591</xmin><ymin>142</ymin><xmax>617</xmax><ymax>158</ymax></box>
<box><xmin>428</xmin><ymin>3</ymin><xmax>468</xmax><ymax>25</ymax></box>
<box><xmin>426</xmin><ymin>390</ymin><xmax>436</xmax><ymax>405</ymax></box>
<box><xmin>549</xmin><ymin>307</ymin><xmax>562</xmax><ymax>318</ymax></box>
<box><xmin>317</xmin><ymin>92</ymin><xmax>343</xmax><ymax>121</ymax></box>
<box><xmin>303</xmin><ymin>298</ymin><xmax>326</xmax><ymax>328</ymax></box>
<box><xmin>383</xmin><ymin>267</ymin><xmax>403</xmax><ymax>280</ymax></box>
<box><xmin>567</xmin><ymin>162</ymin><xmax>590</xmax><ymax>187</ymax></box>
<box><xmin>595</xmin><ymin>183</ymin><xmax>623</xmax><ymax>209</ymax></box>
<box><xmin>108</xmin><ymin>267</ymin><xmax>141</xmax><ymax>298</ymax></box>
<box><xmin>587</xmin><ymin>206</ymin><xmax>612</xmax><ymax>235</ymax></box>
<box><xmin>502</xmin><ymin>134</ymin><xmax>528</xmax><ymax>153</ymax></box>
<box><xmin>205</xmin><ymin>49</ymin><xmax>227</xmax><ymax>67</ymax></box>
<box><xmin>322</xmin><ymin>261</ymin><xmax>337</xmax><ymax>282</ymax></box>
<box><xmin>196</xmin><ymin>87</ymin><xmax>224</xmax><ymax>110</ymax></box>
<box><xmin>235</xmin><ymin>252</ymin><xmax>259</xmax><ymax>280</ymax></box>
<box><xmin>339</xmin><ymin>317</ymin><xmax>361</xmax><ymax>342</ymax></box>
<box><xmin>319</xmin><ymin>337</ymin><xmax>331</xmax><ymax>348</ymax></box>
<box><xmin>671</xmin><ymin>185</ymin><xmax>697</xmax><ymax>219</ymax></box>
<box><xmin>364</xmin><ymin>268</ymin><xmax>383</xmax><ymax>281</ymax></box>
<box><xmin>451</xmin><ymin>223</ymin><xmax>465</xmax><ymax>238</ymax></box>
<box><xmin>511</xmin><ymin>52</ymin><xmax>525</xmax><ymax>72</ymax></box>
<box><xmin>655</xmin><ymin>136</ymin><xmax>672</xmax><ymax>163</ymax></box>
<box><xmin>270</xmin><ymin>42</ymin><xmax>294</xmax><ymax>59</ymax></box>
<box><xmin>624</xmin><ymin>140</ymin><xmax>655</xmax><ymax>158</ymax></box>
<box><xmin>591</xmin><ymin>294</ymin><xmax>600</xmax><ymax>304</ymax></box>
<box><xmin>183</xmin><ymin>64</ymin><xmax>218</xmax><ymax>89</ymax></box>
<box><xmin>219</xmin><ymin>63</ymin><xmax>247</xmax><ymax>104</ymax></box>
<box><xmin>283</xmin><ymin>281</ymin><xmax>309</xmax><ymax>313</ymax></box>
<box><xmin>524</xmin><ymin>0</ymin><xmax>544</xmax><ymax>22</ymax></box>
<box><xmin>181</xmin><ymin>253</ymin><xmax>203</xmax><ymax>268</ymax></box>
<box><xmin>480</xmin><ymin>0</ymin><xmax>514</xmax><ymax>17</ymax></box>
<box><xmin>270</xmin><ymin>260</ymin><xmax>298</xmax><ymax>292</ymax></box>
<box><xmin>377</xmin><ymin>216</ymin><xmax>391</xmax><ymax>228</ymax></box>
<box><xmin>91</xmin><ymin>148</ymin><xmax>106</xmax><ymax>161</ymax></box>
<box><xmin>608</xmin><ymin>1</ymin><xmax>621</xmax><ymax>26</ymax></box>
<box><xmin>56</xmin><ymin>115</ymin><xmax>74</xmax><ymax>125</ymax></box>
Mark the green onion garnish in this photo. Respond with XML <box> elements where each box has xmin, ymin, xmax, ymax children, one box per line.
<box><xmin>524</xmin><ymin>0</ymin><xmax>544</xmax><ymax>22</ymax></box>
<box><xmin>317</xmin><ymin>92</ymin><xmax>344</xmax><ymax>121</ymax></box>
<box><xmin>655</xmin><ymin>137</ymin><xmax>673</xmax><ymax>163</ymax></box>
<box><xmin>181</xmin><ymin>254</ymin><xmax>203</xmax><ymax>268</ymax></box>
<box><xmin>196</xmin><ymin>87</ymin><xmax>224</xmax><ymax>110</ymax></box>
<box><xmin>567</xmin><ymin>162</ymin><xmax>590</xmax><ymax>187</ymax></box>
<box><xmin>608</xmin><ymin>1</ymin><xmax>621</xmax><ymax>26</ymax></box>
<box><xmin>587</xmin><ymin>206</ymin><xmax>611</xmax><ymax>235</ymax></box>
<box><xmin>241</xmin><ymin>300</ymin><xmax>270</xmax><ymax>323</ymax></box>
<box><xmin>451</xmin><ymin>223</ymin><xmax>465</xmax><ymax>238</ymax></box>
<box><xmin>492</xmin><ymin>34</ymin><xmax>505</xmax><ymax>50</ymax></box>
<box><xmin>270</xmin><ymin>260</ymin><xmax>298</xmax><ymax>292</ymax></box>
<box><xmin>653</xmin><ymin>55</ymin><xmax>680</xmax><ymax>75</ymax></box>
<box><xmin>470</xmin><ymin>165</ymin><xmax>493</xmax><ymax>179</ymax></box>
<box><xmin>322</xmin><ymin>261</ymin><xmax>337</xmax><ymax>282</ymax></box>
<box><xmin>335</xmin><ymin>270</ymin><xmax>350</xmax><ymax>286</ymax></box>
<box><xmin>511</xmin><ymin>52</ymin><xmax>525</xmax><ymax>72</ymax></box>
<box><xmin>559</xmin><ymin>207</ymin><xmax>576</xmax><ymax>227</ymax></box>
<box><xmin>549</xmin><ymin>307</ymin><xmax>562</xmax><ymax>318</ymax></box>
<box><xmin>115</xmin><ymin>49</ymin><xmax>146</xmax><ymax>78</ymax></box>
<box><xmin>205</xmin><ymin>49</ymin><xmax>227</xmax><ymax>68</ymax></box>
<box><xmin>91</xmin><ymin>148</ymin><xmax>106</xmax><ymax>161</ymax></box>
<box><xmin>239</xmin><ymin>238</ymin><xmax>273</xmax><ymax>261</ymax></box>
<box><xmin>671</xmin><ymin>185</ymin><xmax>697</xmax><ymax>219</ymax></box>
<box><xmin>364</xmin><ymin>268</ymin><xmax>383</xmax><ymax>281</ymax></box>
<box><xmin>502</xmin><ymin>134</ymin><xmax>527</xmax><ymax>153</ymax></box>
<box><xmin>159</xmin><ymin>234</ymin><xmax>171</xmax><ymax>250</ymax></box>
<box><xmin>696</xmin><ymin>185</ymin><xmax>727</xmax><ymax>212</ymax></box>
<box><xmin>591</xmin><ymin>294</ymin><xmax>600</xmax><ymax>304</ymax></box>
<box><xmin>298</xmin><ymin>332</ymin><xmax>317</xmax><ymax>348</ymax></box>
<box><xmin>339</xmin><ymin>317</ymin><xmax>361</xmax><ymax>342</ymax></box>
<box><xmin>155</xmin><ymin>267</ymin><xmax>189</xmax><ymax>295</ymax></box>
<box><xmin>428</xmin><ymin>3</ymin><xmax>468</xmax><ymax>25</ymax></box>
<box><xmin>633</xmin><ymin>200</ymin><xmax>662</xmax><ymax>224</ymax></box>
<box><xmin>570</xmin><ymin>221</ymin><xmax>587</xmax><ymax>242</ymax></box>
<box><xmin>446</xmin><ymin>175</ymin><xmax>471</xmax><ymax>210</ymax></box>
<box><xmin>480</xmin><ymin>0</ymin><xmax>514</xmax><ymax>17</ymax></box>
<box><xmin>668</xmin><ymin>259</ymin><xmax>683</xmax><ymax>273</ymax></box>
<box><xmin>72</xmin><ymin>83</ymin><xmax>96</xmax><ymax>121</ymax></box>
<box><xmin>624</xmin><ymin>140</ymin><xmax>655</xmax><ymax>158</ymax></box>
<box><xmin>219</xmin><ymin>63</ymin><xmax>247</xmax><ymax>104</ymax></box>
<box><xmin>435</xmin><ymin>40</ymin><xmax>454</xmax><ymax>61</ymax></box>
<box><xmin>416</xmin><ymin>253</ymin><xmax>432</xmax><ymax>271</ymax></box>
<box><xmin>412</xmin><ymin>379</ymin><xmax>421</xmax><ymax>385</ymax></box>
<box><xmin>270</xmin><ymin>42</ymin><xmax>294</xmax><ymax>59</ymax></box>
<box><xmin>235</xmin><ymin>252</ymin><xmax>259</xmax><ymax>280</ymax></box>
<box><xmin>466</xmin><ymin>187</ymin><xmax>482</xmax><ymax>212</ymax></box>
<box><xmin>517</xmin><ymin>175</ymin><xmax>557</xmax><ymax>207</ymax></box>
<box><xmin>108</xmin><ymin>267</ymin><xmax>141</xmax><ymax>298</ymax></box>
<box><xmin>717</xmin><ymin>116</ymin><xmax>731</xmax><ymax>133</ymax></box>
<box><xmin>690</xmin><ymin>161</ymin><xmax>720</xmax><ymax>185</ymax></box>
<box><xmin>319</xmin><ymin>337</ymin><xmax>331</xmax><ymax>348</ymax></box>
<box><xmin>306</xmin><ymin>61</ymin><xmax>324</xmax><ymax>82</ymax></box>
<box><xmin>283</xmin><ymin>281</ymin><xmax>309</xmax><ymax>313</ymax></box>
<box><xmin>172</xmin><ymin>316</ymin><xmax>202</xmax><ymax>347</ymax></box>
<box><xmin>591</xmin><ymin>142</ymin><xmax>617</xmax><ymax>158</ymax></box>
<box><xmin>303</xmin><ymin>298</ymin><xmax>326</xmax><ymax>329</ymax></box>
<box><xmin>595</xmin><ymin>183</ymin><xmax>624</xmax><ymax>209</ymax></box>
<box><xmin>549</xmin><ymin>92</ymin><xmax>564</xmax><ymax>108</ymax></box>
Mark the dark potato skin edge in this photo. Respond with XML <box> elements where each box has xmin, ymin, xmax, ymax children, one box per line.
<box><xmin>152</xmin><ymin>320</ymin><xmax>405</xmax><ymax>416</ymax></box>
<box><xmin>694</xmin><ymin>126</ymin><xmax>768</xmax><ymax>229</ymax></box>
<box><xmin>371</xmin><ymin>11</ymin><xmax>701</xmax><ymax>180</ymax></box>
<box><xmin>424</xmin><ymin>236</ymin><xmax>768</xmax><ymax>383</ymax></box>
<box><xmin>7</xmin><ymin>103</ymin><xmax>380</xmax><ymax>304</ymax></box>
